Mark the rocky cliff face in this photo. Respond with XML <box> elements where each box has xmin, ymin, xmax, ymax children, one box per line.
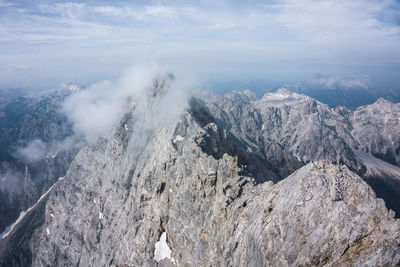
<box><xmin>197</xmin><ymin>88</ymin><xmax>361</xmax><ymax>179</ymax></box>
<box><xmin>351</xmin><ymin>98</ymin><xmax>400</xmax><ymax>167</ymax></box>
<box><xmin>1</xmin><ymin>81</ymin><xmax>399</xmax><ymax>266</ymax></box>
<box><xmin>197</xmin><ymin>89</ymin><xmax>400</xmax><ymax>215</ymax></box>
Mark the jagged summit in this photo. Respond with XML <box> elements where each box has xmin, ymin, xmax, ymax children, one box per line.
<box><xmin>276</xmin><ymin>86</ymin><xmax>291</xmax><ymax>94</ymax></box>
<box><xmin>59</xmin><ymin>82</ymin><xmax>82</xmax><ymax>93</ymax></box>
<box><xmin>148</xmin><ymin>72</ymin><xmax>175</xmax><ymax>98</ymax></box>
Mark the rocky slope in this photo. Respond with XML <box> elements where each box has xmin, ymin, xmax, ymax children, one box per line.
<box><xmin>198</xmin><ymin>89</ymin><xmax>400</xmax><ymax>215</ymax></box>
<box><xmin>197</xmin><ymin>89</ymin><xmax>361</xmax><ymax>179</ymax></box>
<box><xmin>0</xmin><ymin>80</ymin><xmax>399</xmax><ymax>266</ymax></box>
<box><xmin>351</xmin><ymin>98</ymin><xmax>400</xmax><ymax>167</ymax></box>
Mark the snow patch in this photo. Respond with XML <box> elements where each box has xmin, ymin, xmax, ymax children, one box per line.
<box><xmin>172</xmin><ymin>135</ymin><xmax>184</xmax><ymax>144</ymax></box>
<box><xmin>124</xmin><ymin>124</ymin><xmax>128</xmax><ymax>131</ymax></box>
<box><xmin>46</xmin><ymin>153</ymin><xmax>57</xmax><ymax>159</ymax></box>
<box><xmin>50</xmin><ymin>213</ymin><xmax>55</xmax><ymax>218</ymax></box>
<box><xmin>154</xmin><ymin>232</ymin><xmax>175</xmax><ymax>264</ymax></box>
<box><xmin>99</xmin><ymin>212</ymin><xmax>104</xmax><ymax>220</ymax></box>
<box><xmin>46</xmin><ymin>228</ymin><xmax>50</xmax><ymax>235</ymax></box>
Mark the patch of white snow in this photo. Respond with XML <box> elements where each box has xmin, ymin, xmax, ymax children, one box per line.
<box><xmin>172</xmin><ymin>135</ymin><xmax>184</xmax><ymax>144</ymax></box>
<box><xmin>154</xmin><ymin>232</ymin><xmax>175</xmax><ymax>264</ymax></box>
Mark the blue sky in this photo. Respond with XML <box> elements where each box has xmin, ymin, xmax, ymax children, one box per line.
<box><xmin>0</xmin><ymin>0</ymin><xmax>399</xmax><ymax>89</ymax></box>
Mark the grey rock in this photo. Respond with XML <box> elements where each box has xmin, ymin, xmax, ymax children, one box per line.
<box><xmin>352</xmin><ymin>98</ymin><xmax>400</xmax><ymax>166</ymax></box>
<box><xmin>1</xmin><ymin>86</ymin><xmax>400</xmax><ymax>266</ymax></box>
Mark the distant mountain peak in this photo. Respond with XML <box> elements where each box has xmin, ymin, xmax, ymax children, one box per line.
<box><xmin>276</xmin><ymin>87</ymin><xmax>291</xmax><ymax>94</ymax></box>
<box><xmin>260</xmin><ymin>87</ymin><xmax>305</xmax><ymax>103</ymax></box>
<box><xmin>59</xmin><ymin>82</ymin><xmax>82</xmax><ymax>93</ymax></box>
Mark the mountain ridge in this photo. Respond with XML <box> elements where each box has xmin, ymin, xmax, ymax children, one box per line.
<box><xmin>0</xmin><ymin>81</ymin><xmax>399</xmax><ymax>266</ymax></box>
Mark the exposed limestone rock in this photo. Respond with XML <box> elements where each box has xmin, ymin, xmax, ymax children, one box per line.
<box><xmin>352</xmin><ymin>98</ymin><xmax>400</xmax><ymax>167</ymax></box>
<box><xmin>1</xmin><ymin>87</ymin><xmax>400</xmax><ymax>266</ymax></box>
<box><xmin>24</xmin><ymin>110</ymin><xmax>400</xmax><ymax>266</ymax></box>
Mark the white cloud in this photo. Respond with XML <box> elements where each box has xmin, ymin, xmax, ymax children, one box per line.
<box><xmin>275</xmin><ymin>0</ymin><xmax>400</xmax><ymax>43</ymax></box>
<box><xmin>7</xmin><ymin>64</ymin><xmax>30</xmax><ymax>71</ymax></box>
<box><xmin>93</xmin><ymin>6</ymin><xmax>130</xmax><ymax>17</ymax></box>
<box><xmin>93</xmin><ymin>4</ymin><xmax>178</xmax><ymax>20</ymax></box>
<box><xmin>0</xmin><ymin>0</ymin><xmax>399</xmax><ymax>88</ymax></box>
<box><xmin>144</xmin><ymin>5</ymin><xmax>177</xmax><ymax>18</ymax></box>
<box><xmin>39</xmin><ymin>2</ymin><xmax>87</xmax><ymax>19</ymax></box>
<box><xmin>61</xmin><ymin>65</ymin><xmax>191</xmax><ymax>143</ymax></box>
<box><xmin>15</xmin><ymin>139</ymin><xmax>47</xmax><ymax>162</ymax></box>
<box><xmin>0</xmin><ymin>0</ymin><xmax>14</xmax><ymax>7</ymax></box>
<box><xmin>12</xmin><ymin>65</ymin><xmax>192</xmax><ymax>164</ymax></box>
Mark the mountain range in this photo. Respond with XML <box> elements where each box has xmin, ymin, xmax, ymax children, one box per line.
<box><xmin>0</xmin><ymin>76</ymin><xmax>399</xmax><ymax>266</ymax></box>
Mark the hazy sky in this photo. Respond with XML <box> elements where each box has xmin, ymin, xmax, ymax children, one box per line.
<box><xmin>0</xmin><ymin>0</ymin><xmax>399</xmax><ymax>89</ymax></box>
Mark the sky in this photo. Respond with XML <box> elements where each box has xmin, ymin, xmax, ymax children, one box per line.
<box><xmin>0</xmin><ymin>0</ymin><xmax>399</xmax><ymax>89</ymax></box>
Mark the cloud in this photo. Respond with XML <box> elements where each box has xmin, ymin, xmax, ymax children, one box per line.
<box><xmin>0</xmin><ymin>171</ymin><xmax>22</xmax><ymax>193</ymax></box>
<box><xmin>12</xmin><ymin>65</ymin><xmax>192</xmax><ymax>164</ymax></box>
<box><xmin>62</xmin><ymin>65</ymin><xmax>192</xmax><ymax>143</ymax></box>
<box><xmin>93</xmin><ymin>6</ymin><xmax>129</xmax><ymax>17</ymax></box>
<box><xmin>310</xmin><ymin>74</ymin><xmax>371</xmax><ymax>89</ymax></box>
<box><xmin>39</xmin><ymin>2</ymin><xmax>87</xmax><ymax>19</ymax></box>
<box><xmin>144</xmin><ymin>5</ymin><xmax>177</xmax><ymax>19</ymax></box>
<box><xmin>0</xmin><ymin>0</ymin><xmax>14</xmax><ymax>7</ymax></box>
<box><xmin>7</xmin><ymin>64</ymin><xmax>30</xmax><ymax>71</ymax></box>
<box><xmin>274</xmin><ymin>0</ymin><xmax>400</xmax><ymax>43</ymax></box>
<box><xmin>15</xmin><ymin>139</ymin><xmax>47</xmax><ymax>162</ymax></box>
<box><xmin>0</xmin><ymin>0</ymin><xmax>399</xmax><ymax>88</ymax></box>
<box><xmin>14</xmin><ymin>135</ymin><xmax>83</xmax><ymax>163</ymax></box>
<box><xmin>93</xmin><ymin>4</ymin><xmax>178</xmax><ymax>20</ymax></box>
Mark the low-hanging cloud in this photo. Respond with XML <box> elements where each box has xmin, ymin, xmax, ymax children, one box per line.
<box><xmin>15</xmin><ymin>139</ymin><xmax>47</xmax><ymax>162</ymax></box>
<box><xmin>14</xmin><ymin>136</ymin><xmax>81</xmax><ymax>163</ymax></box>
<box><xmin>14</xmin><ymin>65</ymin><xmax>193</xmax><ymax>163</ymax></box>
<box><xmin>62</xmin><ymin>65</ymin><xmax>192</xmax><ymax>143</ymax></box>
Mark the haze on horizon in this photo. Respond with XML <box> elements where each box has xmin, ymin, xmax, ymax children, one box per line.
<box><xmin>0</xmin><ymin>0</ymin><xmax>399</xmax><ymax>89</ymax></box>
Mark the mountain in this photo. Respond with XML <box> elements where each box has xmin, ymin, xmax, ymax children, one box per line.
<box><xmin>351</xmin><ymin>98</ymin><xmax>400</xmax><ymax>167</ymax></box>
<box><xmin>0</xmin><ymin>86</ymin><xmax>82</xmax><ymax>235</ymax></box>
<box><xmin>0</xmin><ymin>77</ymin><xmax>399</xmax><ymax>266</ymax></box>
